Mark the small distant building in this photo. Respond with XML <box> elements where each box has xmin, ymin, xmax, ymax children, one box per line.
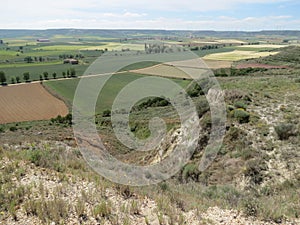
<box><xmin>63</xmin><ymin>59</ymin><xmax>79</xmax><ymax>65</ymax></box>
<box><xmin>37</xmin><ymin>39</ymin><xmax>50</xmax><ymax>42</ymax></box>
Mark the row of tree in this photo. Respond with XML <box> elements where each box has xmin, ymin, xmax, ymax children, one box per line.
<box><xmin>0</xmin><ymin>68</ymin><xmax>77</xmax><ymax>85</ymax></box>
<box><xmin>0</xmin><ymin>71</ymin><xmax>30</xmax><ymax>85</ymax></box>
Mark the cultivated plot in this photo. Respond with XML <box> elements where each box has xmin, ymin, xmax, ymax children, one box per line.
<box><xmin>0</xmin><ymin>83</ymin><xmax>68</xmax><ymax>124</ymax></box>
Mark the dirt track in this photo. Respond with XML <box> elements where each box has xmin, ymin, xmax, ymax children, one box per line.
<box><xmin>0</xmin><ymin>83</ymin><xmax>68</xmax><ymax>124</ymax></box>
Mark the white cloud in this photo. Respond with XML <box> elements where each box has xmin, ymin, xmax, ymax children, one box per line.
<box><xmin>1</xmin><ymin>15</ymin><xmax>297</xmax><ymax>31</ymax></box>
<box><xmin>0</xmin><ymin>0</ymin><xmax>297</xmax><ymax>30</ymax></box>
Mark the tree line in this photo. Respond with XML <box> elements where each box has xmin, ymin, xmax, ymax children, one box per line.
<box><xmin>0</xmin><ymin>68</ymin><xmax>77</xmax><ymax>86</ymax></box>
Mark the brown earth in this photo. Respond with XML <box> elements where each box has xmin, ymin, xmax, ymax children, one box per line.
<box><xmin>0</xmin><ymin>83</ymin><xmax>68</xmax><ymax>124</ymax></box>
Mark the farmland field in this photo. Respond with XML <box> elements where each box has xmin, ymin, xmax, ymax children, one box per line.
<box><xmin>130</xmin><ymin>64</ymin><xmax>192</xmax><ymax>79</ymax></box>
<box><xmin>45</xmin><ymin>72</ymin><xmax>191</xmax><ymax>114</ymax></box>
<box><xmin>203</xmin><ymin>50</ymin><xmax>279</xmax><ymax>61</ymax></box>
<box><xmin>0</xmin><ymin>64</ymin><xmax>88</xmax><ymax>81</ymax></box>
<box><xmin>0</xmin><ymin>83</ymin><xmax>68</xmax><ymax>124</ymax></box>
<box><xmin>165</xmin><ymin>58</ymin><xmax>233</xmax><ymax>69</ymax></box>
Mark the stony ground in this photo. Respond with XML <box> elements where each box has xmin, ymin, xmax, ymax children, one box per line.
<box><xmin>1</xmin><ymin>141</ymin><xmax>299</xmax><ymax>225</ymax></box>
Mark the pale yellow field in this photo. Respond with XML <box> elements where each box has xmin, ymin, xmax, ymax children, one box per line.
<box><xmin>130</xmin><ymin>61</ymin><xmax>213</xmax><ymax>79</ymax></box>
<box><xmin>216</xmin><ymin>39</ymin><xmax>247</xmax><ymax>44</ymax></box>
<box><xmin>192</xmin><ymin>39</ymin><xmax>246</xmax><ymax>45</ymax></box>
<box><xmin>131</xmin><ymin>64</ymin><xmax>190</xmax><ymax>79</ymax></box>
<box><xmin>165</xmin><ymin>58</ymin><xmax>233</xmax><ymax>69</ymax></box>
<box><xmin>203</xmin><ymin>50</ymin><xmax>279</xmax><ymax>61</ymax></box>
<box><xmin>202</xmin><ymin>59</ymin><xmax>233</xmax><ymax>69</ymax></box>
<box><xmin>82</xmin><ymin>43</ymin><xmax>144</xmax><ymax>51</ymax></box>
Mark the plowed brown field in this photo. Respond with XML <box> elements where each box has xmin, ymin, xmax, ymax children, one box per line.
<box><xmin>0</xmin><ymin>83</ymin><xmax>68</xmax><ymax>124</ymax></box>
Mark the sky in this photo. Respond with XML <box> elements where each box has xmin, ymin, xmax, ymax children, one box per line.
<box><xmin>1</xmin><ymin>0</ymin><xmax>300</xmax><ymax>30</ymax></box>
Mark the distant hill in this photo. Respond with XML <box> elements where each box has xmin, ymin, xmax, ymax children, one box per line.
<box><xmin>0</xmin><ymin>29</ymin><xmax>300</xmax><ymax>39</ymax></box>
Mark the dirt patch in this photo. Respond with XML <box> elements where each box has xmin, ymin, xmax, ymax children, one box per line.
<box><xmin>0</xmin><ymin>83</ymin><xmax>68</xmax><ymax>124</ymax></box>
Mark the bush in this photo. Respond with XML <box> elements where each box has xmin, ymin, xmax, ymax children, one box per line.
<box><xmin>274</xmin><ymin>123</ymin><xmax>296</xmax><ymax>140</ymax></box>
<box><xmin>51</xmin><ymin>114</ymin><xmax>72</xmax><ymax>125</ymax></box>
<box><xmin>9</xmin><ymin>126</ymin><xmax>17</xmax><ymax>132</ymax></box>
<box><xmin>241</xmin><ymin>197</ymin><xmax>260</xmax><ymax>217</ymax></box>
<box><xmin>134</xmin><ymin>97</ymin><xmax>170</xmax><ymax>110</ymax></box>
<box><xmin>233</xmin><ymin>109</ymin><xmax>250</xmax><ymax>123</ymax></box>
<box><xmin>244</xmin><ymin>159</ymin><xmax>267</xmax><ymax>185</ymax></box>
<box><xmin>102</xmin><ymin>109</ymin><xmax>111</xmax><ymax>117</ymax></box>
<box><xmin>196</xmin><ymin>98</ymin><xmax>210</xmax><ymax>117</ymax></box>
<box><xmin>234</xmin><ymin>101</ymin><xmax>248</xmax><ymax>110</ymax></box>
<box><xmin>182</xmin><ymin>163</ymin><xmax>199</xmax><ymax>182</ymax></box>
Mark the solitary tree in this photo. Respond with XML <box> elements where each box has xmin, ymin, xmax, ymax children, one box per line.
<box><xmin>0</xmin><ymin>71</ymin><xmax>6</xmax><ymax>85</ymax></box>
<box><xmin>23</xmin><ymin>72</ymin><xmax>30</xmax><ymax>82</ymax></box>
<box><xmin>52</xmin><ymin>72</ymin><xmax>57</xmax><ymax>79</ymax></box>
<box><xmin>39</xmin><ymin>75</ymin><xmax>43</xmax><ymax>81</ymax></box>
<box><xmin>43</xmin><ymin>72</ymin><xmax>48</xmax><ymax>80</ymax></box>
<box><xmin>70</xmin><ymin>68</ymin><xmax>76</xmax><ymax>77</ymax></box>
<box><xmin>16</xmin><ymin>76</ymin><xmax>20</xmax><ymax>83</ymax></box>
<box><xmin>62</xmin><ymin>71</ymin><xmax>66</xmax><ymax>78</ymax></box>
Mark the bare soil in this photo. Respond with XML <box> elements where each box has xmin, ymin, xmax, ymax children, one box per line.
<box><xmin>0</xmin><ymin>83</ymin><xmax>68</xmax><ymax>124</ymax></box>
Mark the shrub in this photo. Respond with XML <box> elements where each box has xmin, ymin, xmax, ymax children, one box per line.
<box><xmin>274</xmin><ymin>123</ymin><xmax>296</xmax><ymax>140</ymax></box>
<box><xmin>102</xmin><ymin>109</ymin><xmax>111</xmax><ymax>117</ymax></box>
<box><xmin>51</xmin><ymin>114</ymin><xmax>72</xmax><ymax>125</ymax></box>
<box><xmin>233</xmin><ymin>109</ymin><xmax>250</xmax><ymax>123</ymax></box>
<box><xmin>227</xmin><ymin>105</ymin><xmax>235</xmax><ymax>112</ymax></box>
<box><xmin>182</xmin><ymin>163</ymin><xmax>199</xmax><ymax>182</ymax></box>
<box><xmin>244</xmin><ymin>159</ymin><xmax>267</xmax><ymax>185</ymax></box>
<box><xmin>294</xmin><ymin>78</ymin><xmax>300</xmax><ymax>83</ymax></box>
<box><xmin>9</xmin><ymin>126</ymin><xmax>17</xmax><ymax>132</ymax></box>
<box><xmin>241</xmin><ymin>197</ymin><xmax>260</xmax><ymax>217</ymax></box>
<box><xmin>196</xmin><ymin>98</ymin><xmax>210</xmax><ymax>117</ymax></box>
<box><xmin>134</xmin><ymin>97</ymin><xmax>170</xmax><ymax>110</ymax></box>
<box><xmin>234</xmin><ymin>101</ymin><xmax>248</xmax><ymax>110</ymax></box>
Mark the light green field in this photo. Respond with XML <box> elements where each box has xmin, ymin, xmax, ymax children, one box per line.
<box><xmin>0</xmin><ymin>61</ymin><xmax>61</xmax><ymax>68</ymax></box>
<box><xmin>33</xmin><ymin>45</ymin><xmax>97</xmax><ymax>51</ymax></box>
<box><xmin>203</xmin><ymin>50</ymin><xmax>279</xmax><ymax>61</ymax></box>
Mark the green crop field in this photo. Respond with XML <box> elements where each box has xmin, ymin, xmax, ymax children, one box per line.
<box><xmin>0</xmin><ymin>64</ymin><xmax>89</xmax><ymax>82</ymax></box>
<box><xmin>45</xmin><ymin>72</ymin><xmax>191</xmax><ymax>113</ymax></box>
<box><xmin>192</xmin><ymin>47</ymin><xmax>236</xmax><ymax>57</ymax></box>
